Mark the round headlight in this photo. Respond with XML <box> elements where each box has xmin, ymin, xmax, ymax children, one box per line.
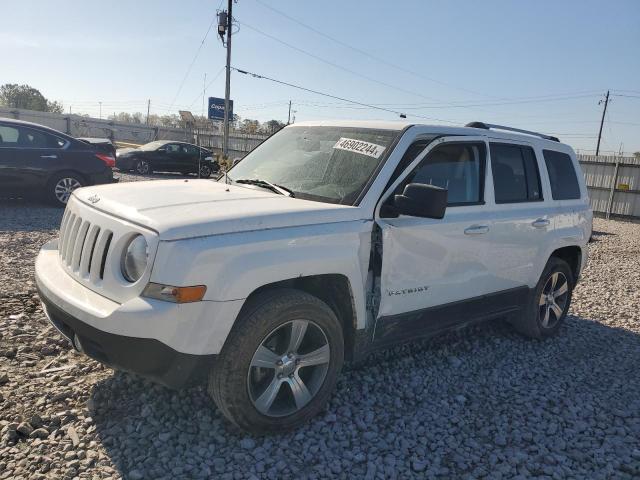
<box><xmin>122</xmin><ymin>234</ymin><xmax>148</xmax><ymax>283</ymax></box>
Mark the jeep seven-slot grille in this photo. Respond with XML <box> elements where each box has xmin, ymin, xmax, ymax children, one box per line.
<box><xmin>58</xmin><ymin>209</ymin><xmax>113</xmax><ymax>281</ymax></box>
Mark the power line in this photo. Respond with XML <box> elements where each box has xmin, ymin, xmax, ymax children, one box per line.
<box><xmin>253</xmin><ymin>0</ymin><xmax>497</xmax><ymax>100</ymax></box>
<box><xmin>232</xmin><ymin>67</ymin><xmax>459</xmax><ymax>123</ymax></box>
<box><xmin>289</xmin><ymin>93</ymin><xmax>601</xmax><ymax>110</ymax></box>
<box><xmin>237</xmin><ymin>20</ymin><xmax>443</xmax><ymax>104</ymax></box>
<box><xmin>168</xmin><ymin>14</ymin><xmax>219</xmax><ymax>109</ymax></box>
<box><xmin>612</xmin><ymin>94</ymin><xmax>640</xmax><ymax>99</ymax></box>
<box><xmin>187</xmin><ymin>66</ymin><xmax>226</xmax><ymax>108</ymax></box>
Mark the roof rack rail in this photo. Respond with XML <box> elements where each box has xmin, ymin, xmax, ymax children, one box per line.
<box><xmin>465</xmin><ymin>122</ymin><xmax>559</xmax><ymax>142</ymax></box>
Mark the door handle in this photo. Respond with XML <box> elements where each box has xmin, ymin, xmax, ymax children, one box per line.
<box><xmin>464</xmin><ymin>225</ymin><xmax>489</xmax><ymax>235</ymax></box>
<box><xmin>532</xmin><ymin>218</ymin><xmax>550</xmax><ymax>228</ymax></box>
<box><xmin>40</xmin><ymin>155</ymin><xmax>58</xmax><ymax>159</ymax></box>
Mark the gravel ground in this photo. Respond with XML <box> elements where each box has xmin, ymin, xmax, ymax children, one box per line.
<box><xmin>1</xmin><ymin>176</ymin><xmax>639</xmax><ymax>479</ymax></box>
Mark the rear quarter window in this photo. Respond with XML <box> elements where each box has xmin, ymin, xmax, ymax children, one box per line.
<box><xmin>543</xmin><ymin>150</ymin><xmax>581</xmax><ymax>200</ymax></box>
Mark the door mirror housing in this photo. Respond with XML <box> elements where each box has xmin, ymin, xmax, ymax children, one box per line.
<box><xmin>394</xmin><ymin>183</ymin><xmax>447</xmax><ymax>219</ymax></box>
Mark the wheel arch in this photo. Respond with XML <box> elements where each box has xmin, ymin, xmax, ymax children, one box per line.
<box><xmin>236</xmin><ymin>274</ymin><xmax>359</xmax><ymax>361</ymax></box>
<box><xmin>46</xmin><ymin>170</ymin><xmax>90</xmax><ymax>194</ymax></box>
<box><xmin>550</xmin><ymin>245</ymin><xmax>582</xmax><ymax>280</ymax></box>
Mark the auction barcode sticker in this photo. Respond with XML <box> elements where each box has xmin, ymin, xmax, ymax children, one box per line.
<box><xmin>333</xmin><ymin>138</ymin><xmax>386</xmax><ymax>159</ymax></box>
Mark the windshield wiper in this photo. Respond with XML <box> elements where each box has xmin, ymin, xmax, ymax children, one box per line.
<box><xmin>234</xmin><ymin>179</ymin><xmax>295</xmax><ymax>197</ymax></box>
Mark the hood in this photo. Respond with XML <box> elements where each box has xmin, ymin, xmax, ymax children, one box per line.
<box><xmin>72</xmin><ymin>180</ymin><xmax>363</xmax><ymax>241</ymax></box>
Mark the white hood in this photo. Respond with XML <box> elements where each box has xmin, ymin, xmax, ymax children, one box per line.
<box><xmin>73</xmin><ymin>180</ymin><xmax>363</xmax><ymax>240</ymax></box>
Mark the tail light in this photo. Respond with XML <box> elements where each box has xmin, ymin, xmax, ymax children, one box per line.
<box><xmin>95</xmin><ymin>153</ymin><xmax>115</xmax><ymax>168</ymax></box>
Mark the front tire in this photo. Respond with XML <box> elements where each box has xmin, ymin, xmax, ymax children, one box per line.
<box><xmin>514</xmin><ymin>257</ymin><xmax>574</xmax><ymax>339</ymax></box>
<box><xmin>208</xmin><ymin>289</ymin><xmax>344</xmax><ymax>434</ymax></box>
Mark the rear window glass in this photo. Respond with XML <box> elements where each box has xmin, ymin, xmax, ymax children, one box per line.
<box><xmin>543</xmin><ymin>150</ymin><xmax>581</xmax><ymax>200</ymax></box>
<box><xmin>490</xmin><ymin>144</ymin><xmax>542</xmax><ymax>203</ymax></box>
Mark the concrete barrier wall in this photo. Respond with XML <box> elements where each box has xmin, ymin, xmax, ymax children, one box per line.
<box><xmin>0</xmin><ymin>107</ymin><xmax>268</xmax><ymax>156</ymax></box>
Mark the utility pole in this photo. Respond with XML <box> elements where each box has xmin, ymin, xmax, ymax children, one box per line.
<box><xmin>287</xmin><ymin>100</ymin><xmax>292</xmax><ymax>124</ymax></box>
<box><xmin>146</xmin><ymin>99</ymin><xmax>151</xmax><ymax>125</ymax></box>
<box><xmin>222</xmin><ymin>0</ymin><xmax>233</xmax><ymax>158</ymax></box>
<box><xmin>99</xmin><ymin>102</ymin><xmax>102</xmax><ymax>120</ymax></box>
<box><xmin>595</xmin><ymin>90</ymin><xmax>610</xmax><ymax>157</ymax></box>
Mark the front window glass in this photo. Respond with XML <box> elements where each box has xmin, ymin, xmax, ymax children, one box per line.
<box><xmin>0</xmin><ymin>126</ymin><xmax>20</xmax><ymax>145</ymax></box>
<box><xmin>397</xmin><ymin>143</ymin><xmax>485</xmax><ymax>205</ymax></box>
<box><xmin>225</xmin><ymin>126</ymin><xmax>400</xmax><ymax>205</ymax></box>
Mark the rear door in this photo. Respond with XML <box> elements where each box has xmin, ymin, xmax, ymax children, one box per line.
<box><xmin>164</xmin><ymin>143</ymin><xmax>186</xmax><ymax>171</ymax></box>
<box><xmin>486</xmin><ymin>140</ymin><xmax>553</xmax><ymax>289</ymax></box>
<box><xmin>181</xmin><ymin>144</ymin><xmax>201</xmax><ymax>172</ymax></box>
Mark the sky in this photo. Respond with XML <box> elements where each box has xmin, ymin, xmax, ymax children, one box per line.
<box><xmin>3</xmin><ymin>0</ymin><xmax>640</xmax><ymax>154</ymax></box>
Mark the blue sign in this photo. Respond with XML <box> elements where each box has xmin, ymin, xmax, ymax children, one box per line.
<box><xmin>208</xmin><ymin>97</ymin><xmax>233</xmax><ymax>121</ymax></box>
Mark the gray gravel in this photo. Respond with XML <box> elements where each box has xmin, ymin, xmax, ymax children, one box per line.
<box><xmin>1</xmin><ymin>176</ymin><xmax>639</xmax><ymax>479</ymax></box>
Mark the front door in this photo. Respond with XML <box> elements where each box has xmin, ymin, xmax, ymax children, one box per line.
<box><xmin>374</xmin><ymin>136</ymin><xmax>523</xmax><ymax>344</ymax></box>
<box><xmin>0</xmin><ymin>123</ymin><xmax>64</xmax><ymax>195</ymax></box>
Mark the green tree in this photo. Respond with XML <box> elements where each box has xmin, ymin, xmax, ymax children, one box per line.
<box><xmin>0</xmin><ymin>83</ymin><xmax>63</xmax><ymax>113</ymax></box>
<box><xmin>264</xmin><ymin>119</ymin><xmax>285</xmax><ymax>134</ymax></box>
<box><xmin>240</xmin><ymin>119</ymin><xmax>260</xmax><ymax>134</ymax></box>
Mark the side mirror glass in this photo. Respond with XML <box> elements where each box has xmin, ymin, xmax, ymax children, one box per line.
<box><xmin>394</xmin><ymin>183</ymin><xmax>447</xmax><ymax>219</ymax></box>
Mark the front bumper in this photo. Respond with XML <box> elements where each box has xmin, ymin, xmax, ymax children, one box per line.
<box><xmin>35</xmin><ymin>239</ymin><xmax>244</xmax><ymax>388</ymax></box>
<box><xmin>39</xmin><ymin>294</ymin><xmax>214</xmax><ymax>388</ymax></box>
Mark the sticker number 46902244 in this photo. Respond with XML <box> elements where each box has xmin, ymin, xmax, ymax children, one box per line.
<box><xmin>333</xmin><ymin>137</ymin><xmax>386</xmax><ymax>159</ymax></box>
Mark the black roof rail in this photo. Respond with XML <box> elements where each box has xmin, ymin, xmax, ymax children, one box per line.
<box><xmin>465</xmin><ymin>122</ymin><xmax>559</xmax><ymax>142</ymax></box>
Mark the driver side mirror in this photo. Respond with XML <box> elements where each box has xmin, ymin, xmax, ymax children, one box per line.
<box><xmin>393</xmin><ymin>183</ymin><xmax>447</xmax><ymax>219</ymax></box>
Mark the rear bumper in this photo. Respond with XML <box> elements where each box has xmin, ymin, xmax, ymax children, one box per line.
<box><xmin>88</xmin><ymin>168</ymin><xmax>117</xmax><ymax>185</ymax></box>
<box><xmin>39</xmin><ymin>294</ymin><xmax>214</xmax><ymax>389</ymax></box>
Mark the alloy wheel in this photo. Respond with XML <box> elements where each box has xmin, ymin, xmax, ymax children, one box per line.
<box><xmin>136</xmin><ymin>160</ymin><xmax>150</xmax><ymax>174</ymax></box>
<box><xmin>539</xmin><ymin>271</ymin><xmax>569</xmax><ymax>328</ymax></box>
<box><xmin>247</xmin><ymin>320</ymin><xmax>330</xmax><ymax>417</ymax></box>
<box><xmin>54</xmin><ymin>177</ymin><xmax>82</xmax><ymax>204</ymax></box>
<box><xmin>200</xmin><ymin>165</ymin><xmax>211</xmax><ymax>178</ymax></box>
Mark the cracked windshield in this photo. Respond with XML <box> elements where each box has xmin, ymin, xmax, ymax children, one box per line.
<box><xmin>226</xmin><ymin>126</ymin><xmax>400</xmax><ymax>204</ymax></box>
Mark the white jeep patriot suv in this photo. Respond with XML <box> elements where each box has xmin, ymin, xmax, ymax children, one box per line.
<box><xmin>36</xmin><ymin>121</ymin><xmax>592</xmax><ymax>433</ymax></box>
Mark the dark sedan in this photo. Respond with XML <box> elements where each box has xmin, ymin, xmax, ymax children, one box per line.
<box><xmin>0</xmin><ymin>118</ymin><xmax>116</xmax><ymax>206</ymax></box>
<box><xmin>116</xmin><ymin>140</ymin><xmax>218</xmax><ymax>178</ymax></box>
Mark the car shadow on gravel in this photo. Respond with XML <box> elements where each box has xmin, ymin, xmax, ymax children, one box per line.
<box><xmin>0</xmin><ymin>199</ymin><xmax>63</xmax><ymax>232</ymax></box>
<box><xmin>87</xmin><ymin>313</ymin><xmax>640</xmax><ymax>479</ymax></box>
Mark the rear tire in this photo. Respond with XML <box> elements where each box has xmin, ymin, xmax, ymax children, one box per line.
<box><xmin>208</xmin><ymin>289</ymin><xmax>344</xmax><ymax>434</ymax></box>
<box><xmin>46</xmin><ymin>173</ymin><xmax>84</xmax><ymax>207</ymax></box>
<box><xmin>134</xmin><ymin>159</ymin><xmax>151</xmax><ymax>175</ymax></box>
<box><xmin>513</xmin><ymin>257</ymin><xmax>574</xmax><ymax>339</ymax></box>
